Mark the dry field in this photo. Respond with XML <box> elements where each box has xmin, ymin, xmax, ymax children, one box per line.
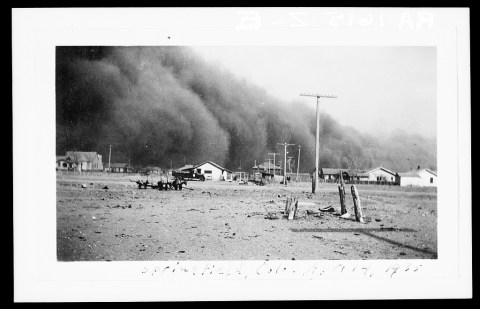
<box><xmin>57</xmin><ymin>173</ymin><xmax>437</xmax><ymax>261</ymax></box>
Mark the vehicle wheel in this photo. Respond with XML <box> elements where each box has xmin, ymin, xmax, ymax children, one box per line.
<box><xmin>201</xmin><ymin>176</ymin><xmax>205</xmax><ymax>181</ymax></box>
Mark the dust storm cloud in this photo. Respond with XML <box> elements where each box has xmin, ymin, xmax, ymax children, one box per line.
<box><xmin>56</xmin><ymin>46</ymin><xmax>436</xmax><ymax>172</ymax></box>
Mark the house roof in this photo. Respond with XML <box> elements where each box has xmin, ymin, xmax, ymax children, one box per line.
<box><xmin>321</xmin><ymin>168</ymin><xmax>348</xmax><ymax>175</ymax></box>
<box><xmin>423</xmin><ymin>169</ymin><xmax>438</xmax><ymax>176</ymax></box>
<box><xmin>397</xmin><ymin>172</ymin><xmax>421</xmax><ymax>178</ymax></box>
<box><xmin>177</xmin><ymin>165</ymin><xmax>194</xmax><ymax>171</ymax></box>
<box><xmin>398</xmin><ymin>168</ymin><xmax>437</xmax><ymax>178</ymax></box>
<box><xmin>366</xmin><ymin>166</ymin><xmax>396</xmax><ymax>176</ymax></box>
<box><xmin>65</xmin><ymin>151</ymin><xmax>101</xmax><ymax>162</ymax></box>
<box><xmin>193</xmin><ymin>161</ymin><xmax>233</xmax><ymax>173</ymax></box>
<box><xmin>108</xmin><ymin>163</ymin><xmax>128</xmax><ymax>168</ymax></box>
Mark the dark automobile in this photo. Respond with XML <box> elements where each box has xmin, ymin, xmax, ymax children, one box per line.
<box><xmin>172</xmin><ymin>171</ymin><xmax>205</xmax><ymax>181</ymax></box>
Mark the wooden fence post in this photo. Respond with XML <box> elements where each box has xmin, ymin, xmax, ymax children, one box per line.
<box><xmin>284</xmin><ymin>196</ymin><xmax>298</xmax><ymax>220</ymax></box>
<box><xmin>338</xmin><ymin>184</ymin><xmax>347</xmax><ymax>215</ymax></box>
<box><xmin>351</xmin><ymin>185</ymin><xmax>364</xmax><ymax>223</ymax></box>
<box><xmin>312</xmin><ymin>177</ymin><xmax>316</xmax><ymax>194</ymax></box>
<box><xmin>288</xmin><ymin>197</ymin><xmax>298</xmax><ymax>220</ymax></box>
<box><xmin>285</xmin><ymin>197</ymin><xmax>292</xmax><ymax>215</ymax></box>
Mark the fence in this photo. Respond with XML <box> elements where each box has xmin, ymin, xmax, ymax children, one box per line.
<box><xmin>319</xmin><ymin>178</ymin><xmax>397</xmax><ymax>186</ymax></box>
<box><xmin>285</xmin><ymin>173</ymin><xmax>313</xmax><ymax>183</ymax></box>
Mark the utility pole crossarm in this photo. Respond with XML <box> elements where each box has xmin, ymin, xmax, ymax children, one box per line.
<box><xmin>300</xmin><ymin>93</ymin><xmax>338</xmax><ymax>99</ymax></box>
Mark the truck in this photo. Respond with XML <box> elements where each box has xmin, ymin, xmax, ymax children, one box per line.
<box><xmin>171</xmin><ymin>170</ymin><xmax>205</xmax><ymax>181</ymax></box>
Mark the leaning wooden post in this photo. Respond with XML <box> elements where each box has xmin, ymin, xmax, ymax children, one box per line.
<box><xmin>338</xmin><ymin>184</ymin><xmax>347</xmax><ymax>215</ymax></box>
<box><xmin>351</xmin><ymin>185</ymin><xmax>364</xmax><ymax>223</ymax></box>
<box><xmin>285</xmin><ymin>197</ymin><xmax>292</xmax><ymax>215</ymax></box>
<box><xmin>288</xmin><ymin>197</ymin><xmax>298</xmax><ymax>220</ymax></box>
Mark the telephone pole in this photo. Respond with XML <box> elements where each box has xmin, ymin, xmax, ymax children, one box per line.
<box><xmin>277</xmin><ymin>142</ymin><xmax>295</xmax><ymax>185</ymax></box>
<box><xmin>108</xmin><ymin>144</ymin><xmax>112</xmax><ymax>171</ymax></box>
<box><xmin>296</xmin><ymin>145</ymin><xmax>301</xmax><ymax>182</ymax></box>
<box><xmin>300</xmin><ymin>93</ymin><xmax>337</xmax><ymax>193</ymax></box>
<box><xmin>268</xmin><ymin>152</ymin><xmax>280</xmax><ymax>175</ymax></box>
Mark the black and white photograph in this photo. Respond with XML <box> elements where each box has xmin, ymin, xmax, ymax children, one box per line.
<box><xmin>13</xmin><ymin>7</ymin><xmax>471</xmax><ymax>301</ymax></box>
<box><xmin>55</xmin><ymin>45</ymin><xmax>438</xmax><ymax>261</ymax></box>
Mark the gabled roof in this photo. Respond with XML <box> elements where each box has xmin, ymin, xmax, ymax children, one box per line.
<box><xmin>193</xmin><ymin>161</ymin><xmax>233</xmax><ymax>173</ymax></box>
<box><xmin>397</xmin><ymin>172</ymin><xmax>421</xmax><ymax>178</ymax></box>
<box><xmin>108</xmin><ymin>163</ymin><xmax>128</xmax><ymax>168</ymax></box>
<box><xmin>177</xmin><ymin>165</ymin><xmax>194</xmax><ymax>171</ymax></box>
<box><xmin>65</xmin><ymin>151</ymin><xmax>101</xmax><ymax>162</ymax></box>
<box><xmin>366</xmin><ymin>166</ymin><xmax>396</xmax><ymax>176</ymax></box>
<box><xmin>422</xmin><ymin>169</ymin><xmax>437</xmax><ymax>176</ymax></box>
<box><xmin>398</xmin><ymin>168</ymin><xmax>437</xmax><ymax>178</ymax></box>
<box><xmin>321</xmin><ymin>168</ymin><xmax>348</xmax><ymax>175</ymax></box>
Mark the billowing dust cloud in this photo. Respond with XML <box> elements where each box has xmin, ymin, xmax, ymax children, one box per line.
<box><xmin>56</xmin><ymin>46</ymin><xmax>436</xmax><ymax>172</ymax></box>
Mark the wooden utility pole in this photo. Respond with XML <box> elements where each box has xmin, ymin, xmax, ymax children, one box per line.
<box><xmin>108</xmin><ymin>144</ymin><xmax>112</xmax><ymax>171</ymax></box>
<box><xmin>277</xmin><ymin>142</ymin><xmax>295</xmax><ymax>185</ymax></box>
<box><xmin>268</xmin><ymin>152</ymin><xmax>280</xmax><ymax>175</ymax></box>
<box><xmin>300</xmin><ymin>93</ymin><xmax>337</xmax><ymax>194</ymax></box>
<box><xmin>296</xmin><ymin>145</ymin><xmax>301</xmax><ymax>182</ymax></box>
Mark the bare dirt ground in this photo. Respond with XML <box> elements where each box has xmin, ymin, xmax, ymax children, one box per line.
<box><xmin>57</xmin><ymin>174</ymin><xmax>437</xmax><ymax>261</ymax></box>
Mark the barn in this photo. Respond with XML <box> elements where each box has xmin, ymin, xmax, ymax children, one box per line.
<box><xmin>189</xmin><ymin>161</ymin><xmax>233</xmax><ymax>181</ymax></box>
<box><xmin>396</xmin><ymin>168</ymin><xmax>437</xmax><ymax>187</ymax></box>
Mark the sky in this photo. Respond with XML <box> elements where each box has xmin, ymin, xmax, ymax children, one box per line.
<box><xmin>192</xmin><ymin>46</ymin><xmax>437</xmax><ymax>139</ymax></box>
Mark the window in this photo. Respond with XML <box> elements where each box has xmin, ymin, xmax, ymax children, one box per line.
<box><xmin>197</xmin><ymin>169</ymin><xmax>201</xmax><ymax>173</ymax></box>
<box><xmin>63</xmin><ymin>163</ymin><xmax>67</xmax><ymax>167</ymax></box>
<box><xmin>430</xmin><ymin>177</ymin><xmax>433</xmax><ymax>183</ymax></box>
<box><xmin>204</xmin><ymin>170</ymin><xmax>212</xmax><ymax>174</ymax></box>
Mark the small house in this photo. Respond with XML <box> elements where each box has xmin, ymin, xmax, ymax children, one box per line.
<box><xmin>65</xmin><ymin>151</ymin><xmax>103</xmax><ymax>171</ymax></box>
<box><xmin>396</xmin><ymin>168</ymin><xmax>437</xmax><ymax>187</ymax></box>
<box><xmin>56</xmin><ymin>156</ymin><xmax>75</xmax><ymax>170</ymax></box>
<box><xmin>253</xmin><ymin>161</ymin><xmax>283</xmax><ymax>175</ymax></box>
<box><xmin>104</xmin><ymin>163</ymin><xmax>132</xmax><ymax>173</ymax></box>
<box><xmin>183</xmin><ymin>161</ymin><xmax>233</xmax><ymax>181</ymax></box>
<box><xmin>366</xmin><ymin>167</ymin><xmax>397</xmax><ymax>183</ymax></box>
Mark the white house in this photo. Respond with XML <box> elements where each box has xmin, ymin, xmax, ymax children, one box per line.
<box><xmin>366</xmin><ymin>167</ymin><xmax>397</xmax><ymax>182</ymax></box>
<box><xmin>396</xmin><ymin>168</ymin><xmax>437</xmax><ymax>187</ymax></box>
<box><xmin>191</xmin><ymin>161</ymin><xmax>233</xmax><ymax>181</ymax></box>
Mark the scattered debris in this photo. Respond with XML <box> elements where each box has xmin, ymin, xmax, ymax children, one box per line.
<box><xmin>265</xmin><ymin>212</ymin><xmax>279</xmax><ymax>220</ymax></box>
<box><xmin>103</xmin><ymin>186</ymin><xmax>109</xmax><ymax>190</ymax></box>
<box><xmin>399</xmin><ymin>252</ymin><xmax>406</xmax><ymax>256</ymax></box>
<box><xmin>312</xmin><ymin>235</ymin><xmax>324</xmax><ymax>240</ymax></box>
<box><xmin>333</xmin><ymin>250</ymin><xmax>347</xmax><ymax>256</ymax></box>
<box><xmin>319</xmin><ymin>205</ymin><xmax>335</xmax><ymax>212</ymax></box>
<box><xmin>178</xmin><ymin>250</ymin><xmax>186</xmax><ymax>253</ymax></box>
<box><xmin>81</xmin><ymin>184</ymin><xmax>87</xmax><ymax>188</ymax></box>
<box><xmin>340</xmin><ymin>213</ymin><xmax>351</xmax><ymax>219</ymax></box>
